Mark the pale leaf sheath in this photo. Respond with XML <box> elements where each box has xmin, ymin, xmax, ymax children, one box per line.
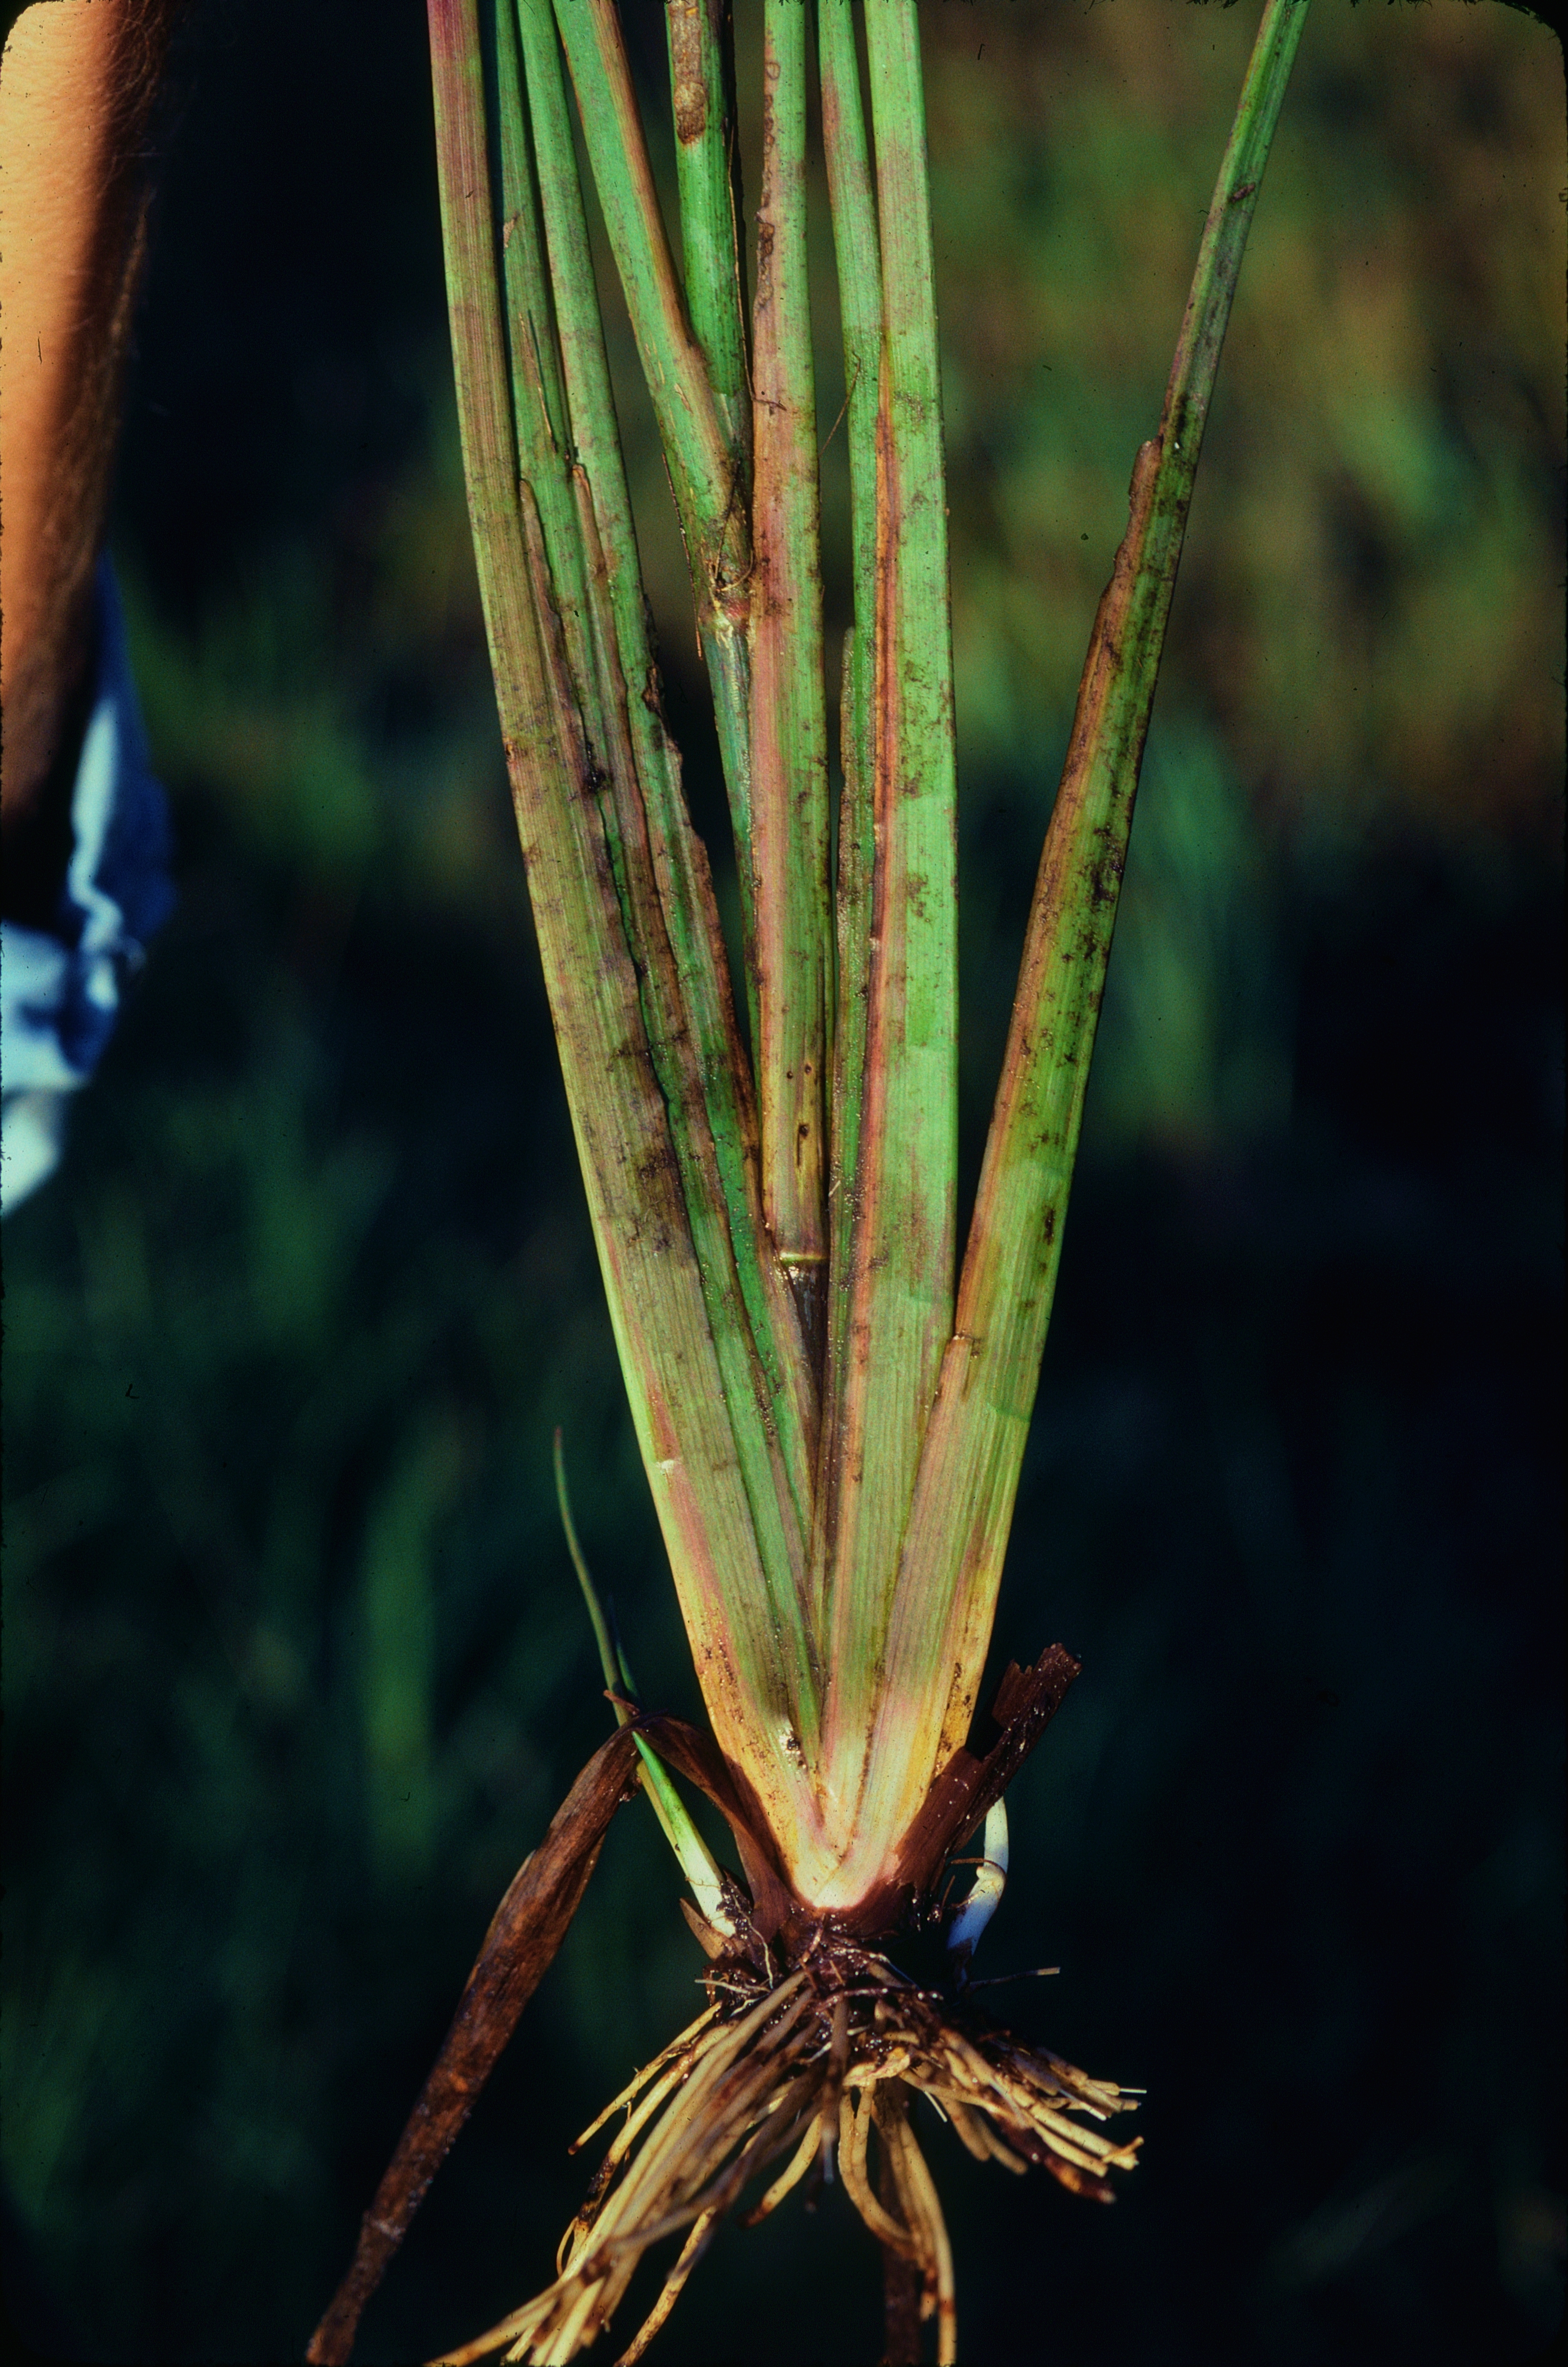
<box><xmin>816</xmin><ymin>0</ymin><xmax>883</xmax><ymax>1607</ymax></box>
<box><xmin>821</xmin><ymin>0</ymin><xmax>959</xmax><ymax>1841</ymax></box>
<box><xmin>665</xmin><ymin>0</ymin><xmax>751</xmax><ymax>478</ymax></box>
<box><xmin>514</xmin><ymin>0</ymin><xmax>820</xmax><ymax>1538</ymax></box>
<box><xmin>857</xmin><ymin>0</ymin><xmax>1314</xmax><ymax>1892</ymax></box>
<box><xmin>427</xmin><ymin>0</ymin><xmax>821</xmax><ymax>1844</ymax></box>
<box><xmin>751</xmin><ymin>0</ymin><xmax>831</xmax><ymax>1351</ymax></box>
<box><xmin>550</xmin><ymin>0</ymin><xmax>757</xmax><ymax>965</ymax></box>
<box><xmin>543</xmin><ymin>479</ymin><xmax>820</xmax><ymax>1756</ymax></box>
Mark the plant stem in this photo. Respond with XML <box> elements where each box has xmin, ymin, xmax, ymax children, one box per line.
<box><xmin>821</xmin><ymin>0</ymin><xmax>960</xmax><ymax>1823</ymax></box>
<box><xmin>430</xmin><ymin>0</ymin><xmax>824</xmax><ymax>1848</ymax></box>
<box><xmin>512</xmin><ymin>0</ymin><xmax>820</xmax><ymax>1540</ymax></box>
<box><xmin>816</xmin><ymin>0</ymin><xmax>883</xmax><ymax>1587</ymax></box>
<box><xmin>549</xmin><ymin>0</ymin><xmax>757</xmax><ymax>957</ymax></box>
<box><xmin>864</xmin><ymin>0</ymin><xmax>1313</xmax><ymax>1869</ymax></box>
<box><xmin>499</xmin><ymin>0</ymin><xmax>824</xmax><ymax>1703</ymax></box>
<box><xmin>521</xmin><ymin>0</ymin><xmax>826</xmax><ymax>1730</ymax></box>
<box><xmin>665</xmin><ymin>0</ymin><xmax>751</xmax><ymax>480</ymax></box>
<box><xmin>751</xmin><ymin>0</ymin><xmax>831</xmax><ymax>1352</ymax></box>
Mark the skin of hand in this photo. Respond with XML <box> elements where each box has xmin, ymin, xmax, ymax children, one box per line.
<box><xmin>0</xmin><ymin>0</ymin><xmax>174</xmax><ymax>914</ymax></box>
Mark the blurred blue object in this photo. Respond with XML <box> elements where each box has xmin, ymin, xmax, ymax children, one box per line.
<box><xmin>0</xmin><ymin>561</ymin><xmax>174</xmax><ymax>1214</ymax></box>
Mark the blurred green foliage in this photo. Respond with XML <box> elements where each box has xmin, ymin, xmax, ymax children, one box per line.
<box><xmin>2</xmin><ymin>3</ymin><xmax>1561</xmax><ymax>2362</ymax></box>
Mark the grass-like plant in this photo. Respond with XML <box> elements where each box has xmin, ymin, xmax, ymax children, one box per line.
<box><xmin>309</xmin><ymin>3</ymin><xmax>1308</xmax><ymax>2359</ymax></box>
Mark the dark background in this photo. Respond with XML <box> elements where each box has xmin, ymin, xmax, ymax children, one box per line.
<box><xmin>2</xmin><ymin>2</ymin><xmax>1562</xmax><ymax>2361</ymax></box>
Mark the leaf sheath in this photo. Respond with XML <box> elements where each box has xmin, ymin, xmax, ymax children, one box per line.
<box><xmin>429</xmin><ymin>0</ymin><xmax>825</xmax><ymax>1847</ymax></box>
<box><xmin>665</xmin><ymin>0</ymin><xmax>751</xmax><ymax>478</ymax></box>
<box><xmin>750</xmin><ymin>0</ymin><xmax>831</xmax><ymax>1346</ymax></box>
<box><xmin>550</xmin><ymin>0</ymin><xmax>757</xmax><ymax>949</ymax></box>
<box><xmin>816</xmin><ymin>0</ymin><xmax>883</xmax><ymax>1595</ymax></box>
<box><xmin>855</xmin><ymin>0</ymin><xmax>1313</xmax><ymax>1891</ymax></box>
<box><xmin>820</xmin><ymin>0</ymin><xmax>960</xmax><ymax>1838</ymax></box>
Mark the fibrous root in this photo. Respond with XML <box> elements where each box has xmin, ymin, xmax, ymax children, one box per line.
<box><xmin>430</xmin><ymin>1934</ymin><xmax>1139</xmax><ymax>2367</ymax></box>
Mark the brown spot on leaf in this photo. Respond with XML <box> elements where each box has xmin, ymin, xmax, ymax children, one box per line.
<box><xmin>667</xmin><ymin>0</ymin><xmax>708</xmax><ymax>145</ymax></box>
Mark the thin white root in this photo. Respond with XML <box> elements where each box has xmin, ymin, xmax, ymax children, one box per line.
<box><xmin>946</xmin><ymin>1798</ymin><xmax>1010</xmax><ymax>1970</ymax></box>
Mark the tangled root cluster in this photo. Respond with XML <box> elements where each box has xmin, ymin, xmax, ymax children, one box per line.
<box><xmin>435</xmin><ymin>1932</ymin><xmax>1140</xmax><ymax>2367</ymax></box>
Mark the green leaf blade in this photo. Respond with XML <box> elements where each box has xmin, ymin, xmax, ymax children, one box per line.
<box><xmin>818</xmin><ymin>0</ymin><xmax>959</xmax><ymax>1834</ymax></box>
<box><xmin>516</xmin><ymin>0</ymin><xmax>822</xmax><ymax>1660</ymax></box>
<box><xmin>430</xmin><ymin>0</ymin><xmax>827</xmax><ymax>1861</ymax></box>
<box><xmin>549</xmin><ymin>0</ymin><xmax>758</xmax><ymax>955</ymax></box>
<box><xmin>817</xmin><ymin>0</ymin><xmax>883</xmax><ymax>1583</ymax></box>
<box><xmin>665</xmin><ymin>0</ymin><xmax>752</xmax><ymax>478</ymax></box>
<box><xmin>750</xmin><ymin>0</ymin><xmax>832</xmax><ymax>1348</ymax></box>
<box><xmin>852</xmin><ymin>0</ymin><xmax>1313</xmax><ymax>1893</ymax></box>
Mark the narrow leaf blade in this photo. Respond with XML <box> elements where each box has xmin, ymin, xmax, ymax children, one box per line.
<box><xmin>855</xmin><ymin>0</ymin><xmax>1313</xmax><ymax>1890</ymax></box>
<box><xmin>820</xmin><ymin>0</ymin><xmax>959</xmax><ymax>1837</ymax></box>
<box><xmin>751</xmin><ymin>0</ymin><xmax>831</xmax><ymax>1347</ymax></box>
<box><xmin>665</xmin><ymin>0</ymin><xmax>751</xmax><ymax>476</ymax></box>
<box><xmin>550</xmin><ymin>0</ymin><xmax>758</xmax><ymax>950</ymax></box>
<box><xmin>428</xmin><ymin>0</ymin><xmax>823</xmax><ymax>1839</ymax></box>
<box><xmin>816</xmin><ymin>0</ymin><xmax>883</xmax><ymax>1588</ymax></box>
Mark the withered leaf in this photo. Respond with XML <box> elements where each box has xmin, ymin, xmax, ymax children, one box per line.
<box><xmin>306</xmin><ymin>1724</ymin><xmax>641</xmax><ymax>2366</ymax></box>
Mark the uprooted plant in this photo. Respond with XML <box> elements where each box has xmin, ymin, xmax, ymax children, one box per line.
<box><xmin>307</xmin><ymin>2</ymin><xmax>1309</xmax><ymax>2360</ymax></box>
